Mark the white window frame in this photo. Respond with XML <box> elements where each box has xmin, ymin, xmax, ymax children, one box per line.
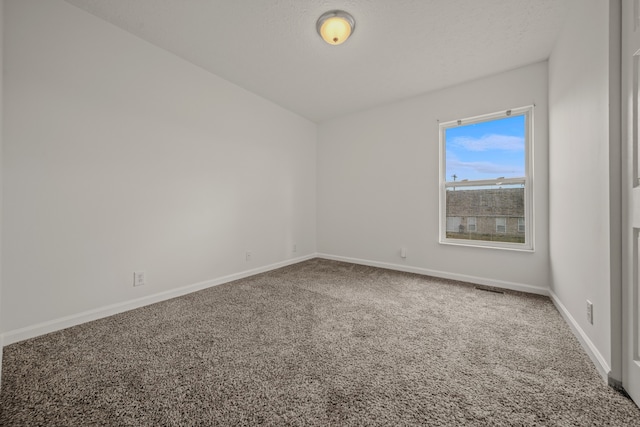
<box><xmin>518</xmin><ymin>217</ymin><xmax>525</xmax><ymax>233</ymax></box>
<box><xmin>496</xmin><ymin>217</ymin><xmax>506</xmax><ymax>233</ymax></box>
<box><xmin>439</xmin><ymin>106</ymin><xmax>534</xmax><ymax>251</ymax></box>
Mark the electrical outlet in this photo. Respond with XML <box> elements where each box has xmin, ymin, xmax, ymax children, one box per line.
<box><xmin>133</xmin><ymin>271</ymin><xmax>146</xmax><ymax>287</ymax></box>
<box><xmin>400</xmin><ymin>247</ymin><xmax>407</xmax><ymax>258</ymax></box>
<box><xmin>246</xmin><ymin>251</ymin><xmax>252</xmax><ymax>262</ymax></box>
<box><xmin>586</xmin><ymin>300</ymin><xmax>593</xmax><ymax>325</ymax></box>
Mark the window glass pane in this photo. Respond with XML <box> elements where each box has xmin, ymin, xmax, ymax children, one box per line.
<box><xmin>445</xmin><ymin>184</ymin><xmax>525</xmax><ymax>244</ymax></box>
<box><xmin>440</xmin><ymin>108</ymin><xmax>531</xmax><ymax>249</ymax></box>
<box><xmin>445</xmin><ymin>115</ymin><xmax>525</xmax><ymax>183</ymax></box>
<box><xmin>468</xmin><ymin>217</ymin><xmax>477</xmax><ymax>232</ymax></box>
<box><xmin>446</xmin><ymin>217</ymin><xmax>462</xmax><ymax>232</ymax></box>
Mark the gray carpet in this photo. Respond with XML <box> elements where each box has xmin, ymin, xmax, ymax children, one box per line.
<box><xmin>1</xmin><ymin>258</ymin><xmax>639</xmax><ymax>426</ymax></box>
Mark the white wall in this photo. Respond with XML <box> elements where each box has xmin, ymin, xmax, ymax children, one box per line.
<box><xmin>548</xmin><ymin>0</ymin><xmax>617</xmax><ymax>379</ymax></box>
<box><xmin>609</xmin><ymin>0</ymin><xmax>622</xmax><ymax>384</ymax></box>
<box><xmin>0</xmin><ymin>0</ymin><xmax>4</xmax><ymax>386</ymax></box>
<box><xmin>1</xmin><ymin>0</ymin><xmax>316</xmax><ymax>335</ymax></box>
<box><xmin>317</xmin><ymin>62</ymin><xmax>549</xmax><ymax>293</ymax></box>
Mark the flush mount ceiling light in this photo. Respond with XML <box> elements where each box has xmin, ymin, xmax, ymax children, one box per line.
<box><xmin>317</xmin><ymin>10</ymin><xmax>355</xmax><ymax>45</ymax></box>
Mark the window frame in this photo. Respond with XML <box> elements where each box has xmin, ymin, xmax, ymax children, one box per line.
<box><xmin>495</xmin><ymin>217</ymin><xmax>507</xmax><ymax>234</ymax></box>
<box><xmin>438</xmin><ymin>106</ymin><xmax>534</xmax><ymax>251</ymax></box>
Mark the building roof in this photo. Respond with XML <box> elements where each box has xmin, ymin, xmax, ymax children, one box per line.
<box><xmin>446</xmin><ymin>188</ymin><xmax>524</xmax><ymax>217</ymax></box>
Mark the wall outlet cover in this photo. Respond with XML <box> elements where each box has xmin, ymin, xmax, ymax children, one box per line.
<box><xmin>133</xmin><ymin>271</ymin><xmax>146</xmax><ymax>287</ymax></box>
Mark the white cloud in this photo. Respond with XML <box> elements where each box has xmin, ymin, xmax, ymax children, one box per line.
<box><xmin>447</xmin><ymin>156</ymin><xmax>523</xmax><ymax>177</ymax></box>
<box><xmin>451</xmin><ymin>134</ymin><xmax>524</xmax><ymax>152</ymax></box>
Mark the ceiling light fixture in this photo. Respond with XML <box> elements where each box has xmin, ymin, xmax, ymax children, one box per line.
<box><xmin>317</xmin><ymin>10</ymin><xmax>355</xmax><ymax>45</ymax></box>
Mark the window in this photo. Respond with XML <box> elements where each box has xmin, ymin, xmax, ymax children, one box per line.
<box><xmin>467</xmin><ymin>217</ymin><xmax>477</xmax><ymax>232</ymax></box>
<box><xmin>439</xmin><ymin>106</ymin><xmax>533</xmax><ymax>250</ymax></box>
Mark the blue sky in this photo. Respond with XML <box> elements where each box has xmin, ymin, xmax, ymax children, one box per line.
<box><xmin>445</xmin><ymin>115</ymin><xmax>525</xmax><ymax>182</ymax></box>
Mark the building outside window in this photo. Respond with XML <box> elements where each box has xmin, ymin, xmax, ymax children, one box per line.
<box><xmin>446</xmin><ymin>217</ymin><xmax>462</xmax><ymax>232</ymax></box>
<box><xmin>467</xmin><ymin>217</ymin><xmax>477</xmax><ymax>232</ymax></box>
<box><xmin>439</xmin><ymin>106</ymin><xmax>533</xmax><ymax>250</ymax></box>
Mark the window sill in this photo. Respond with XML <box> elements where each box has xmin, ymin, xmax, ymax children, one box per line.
<box><xmin>439</xmin><ymin>238</ymin><xmax>534</xmax><ymax>252</ymax></box>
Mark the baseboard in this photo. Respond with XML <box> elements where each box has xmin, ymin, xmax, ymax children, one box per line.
<box><xmin>1</xmin><ymin>254</ymin><xmax>316</xmax><ymax>347</ymax></box>
<box><xmin>0</xmin><ymin>334</ymin><xmax>3</xmax><ymax>387</ymax></box>
<box><xmin>316</xmin><ymin>253</ymin><xmax>549</xmax><ymax>296</ymax></box>
<box><xmin>608</xmin><ymin>374</ymin><xmax>625</xmax><ymax>392</ymax></box>
<box><xmin>548</xmin><ymin>290</ymin><xmax>610</xmax><ymax>382</ymax></box>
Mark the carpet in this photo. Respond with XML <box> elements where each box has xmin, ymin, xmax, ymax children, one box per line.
<box><xmin>1</xmin><ymin>258</ymin><xmax>639</xmax><ymax>426</ymax></box>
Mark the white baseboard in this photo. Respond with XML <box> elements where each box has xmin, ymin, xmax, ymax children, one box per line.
<box><xmin>0</xmin><ymin>334</ymin><xmax>3</xmax><ymax>387</ymax></box>
<box><xmin>317</xmin><ymin>253</ymin><xmax>549</xmax><ymax>296</ymax></box>
<box><xmin>1</xmin><ymin>254</ymin><xmax>316</xmax><ymax>347</ymax></box>
<box><xmin>548</xmin><ymin>290</ymin><xmax>610</xmax><ymax>381</ymax></box>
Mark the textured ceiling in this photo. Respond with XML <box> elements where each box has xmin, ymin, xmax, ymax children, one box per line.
<box><xmin>63</xmin><ymin>0</ymin><xmax>571</xmax><ymax>122</ymax></box>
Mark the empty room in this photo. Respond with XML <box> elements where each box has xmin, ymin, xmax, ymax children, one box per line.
<box><xmin>2</xmin><ymin>0</ymin><xmax>640</xmax><ymax>425</ymax></box>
